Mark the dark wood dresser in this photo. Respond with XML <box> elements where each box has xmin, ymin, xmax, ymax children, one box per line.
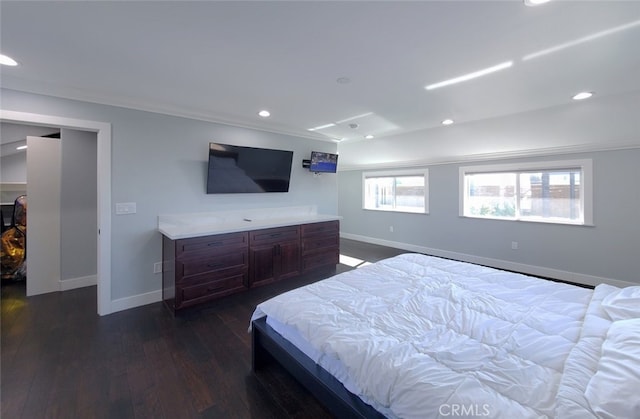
<box><xmin>162</xmin><ymin>220</ymin><xmax>339</xmax><ymax>313</ymax></box>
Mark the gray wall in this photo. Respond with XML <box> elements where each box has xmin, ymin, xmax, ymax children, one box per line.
<box><xmin>338</xmin><ymin>149</ymin><xmax>640</xmax><ymax>286</ymax></box>
<box><xmin>1</xmin><ymin>88</ymin><xmax>338</xmax><ymax>303</ymax></box>
<box><xmin>60</xmin><ymin>128</ymin><xmax>98</xmax><ymax>282</ymax></box>
<box><xmin>0</xmin><ymin>152</ymin><xmax>27</xmax><ymax>183</ymax></box>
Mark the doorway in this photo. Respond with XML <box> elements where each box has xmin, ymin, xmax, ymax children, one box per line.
<box><xmin>0</xmin><ymin>110</ymin><xmax>112</xmax><ymax>315</ymax></box>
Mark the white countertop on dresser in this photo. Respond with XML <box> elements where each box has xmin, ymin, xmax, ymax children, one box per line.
<box><xmin>158</xmin><ymin>206</ymin><xmax>341</xmax><ymax>240</ymax></box>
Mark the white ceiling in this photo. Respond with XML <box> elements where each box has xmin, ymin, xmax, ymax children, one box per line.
<box><xmin>1</xmin><ymin>1</ymin><xmax>640</xmax><ymax>159</ymax></box>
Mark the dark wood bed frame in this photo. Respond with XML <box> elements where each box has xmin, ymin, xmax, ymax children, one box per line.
<box><xmin>251</xmin><ymin>316</ymin><xmax>387</xmax><ymax>419</ymax></box>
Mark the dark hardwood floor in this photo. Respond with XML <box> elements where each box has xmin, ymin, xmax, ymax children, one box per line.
<box><xmin>1</xmin><ymin>239</ymin><xmax>406</xmax><ymax>419</ymax></box>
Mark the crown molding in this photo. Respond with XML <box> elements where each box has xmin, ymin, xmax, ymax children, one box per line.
<box><xmin>0</xmin><ymin>81</ymin><xmax>333</xmax><ymax>144</ymax></box>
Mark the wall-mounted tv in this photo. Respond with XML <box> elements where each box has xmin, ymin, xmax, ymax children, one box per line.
<box><xmin>309</xmin><ymin>151</ymin><xmax>338</xmax><ymax>173</ymax></box>
<box><xmin>206</xmin><ymin>143</ymin><xmax>294</xmax><ymax>194</ymax></box>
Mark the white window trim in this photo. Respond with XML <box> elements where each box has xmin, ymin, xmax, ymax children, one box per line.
<box><xmin>362</xmin><ymin>168</ymin><xmax>429</xmax><ymax>214</ymax></box>
<box><xmin>459</xmin><ymin>159</ymin><xmax>593</xmax><ymax>226</ymax></box>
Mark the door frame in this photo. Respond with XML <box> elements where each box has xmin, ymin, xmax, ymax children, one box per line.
<box><xmin>1</xmin><ymin>110</ymin><xmax>112</xmax><ymax>316</ymax></box>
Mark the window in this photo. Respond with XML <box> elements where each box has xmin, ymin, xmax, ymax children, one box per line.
<box><xmin>363</xmin><ymin>169</ymin><xmax>429</xmax><ymax>214</ymax></box>
<box><xmin>459</xmin><ymin>159</ymin><xmax>592</xmax><ymax>225</ymax></box>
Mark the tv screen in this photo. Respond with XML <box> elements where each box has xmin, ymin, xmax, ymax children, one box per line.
<box><xmin>206</xmin><ymin>143</ymin><xmax>294</xmax><ymax>193</ymax></box>
<box><xmin>309</xmin><ymin>151</ymin><xmax>338</xmax><ymax>173</ymax></box>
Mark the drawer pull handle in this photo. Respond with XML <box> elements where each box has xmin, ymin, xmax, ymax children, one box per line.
<box><xmin>269</xmin><ymin>233</ymin><xmax>281</xmax><ymax>238</ymax></box>
<box><xmin>208</xmin><ymin>242</ymin><xmax>223</xmax><ymax>247</ymax></box>
<box><xmin>207</xmin><ymin>263</ymin><xmax>223</xmax><ymax>269</ymax></box>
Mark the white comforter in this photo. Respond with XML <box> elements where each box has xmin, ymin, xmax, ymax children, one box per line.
<box><xmin>251</xmin><ymin>253</ymin><xmax>640</xmax><ymax>419</ymax></box>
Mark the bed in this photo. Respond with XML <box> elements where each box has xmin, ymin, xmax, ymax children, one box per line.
<box><xmin>250</xmin><ymin>253</ymin><xmax>640</xmax><ymax>418</ymax></box>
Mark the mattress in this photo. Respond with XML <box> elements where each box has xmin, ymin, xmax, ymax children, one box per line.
<box><xmin>251</xmin><ymin>253</ymin><xmax>640</xmax><ymax>418</ymax></box>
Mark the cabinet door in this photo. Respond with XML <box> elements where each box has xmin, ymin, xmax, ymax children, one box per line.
<box><xmin>177</xmin><ymin>271</ymin><xmax>247</xmax><ymax>309</ymax></box>
<box><xmin>277</xmin><ymin>240</ymin><xmax>300</xmax><ymax>280</ymax></box>
<box><xmin>250</xmin><ymin>226</ymin><xmax>299</xmax><ymax>246</ymax></box>
<box><xmin>300</xmin><ymin>221</ymin><xmax>340</xmax><ymax>272</ymax></box>
<box><xmin>250</xmin><ymin>244</ymin><xmax>276</xmax><ymax>287</ymax></box>
<box><xmin>301</xmin><ymin>234</ymin><xmax>339</xmax><ymax>254</ymax></box>
<box><xmin>176</xmin><ymin>232</ymin><xmax>248</xmax><ymax>259</ymax></box>
<box><xmin>300</xmin><ymin>220</ymin><xmax>339</xmax><ymax>238</ymax></box>
<box><xmin>177</xmin><ymin>249</ymin><xmax>248</xmax><ymax>279</ymax></box>
<box><xmin>301</xmin><ymin>248</ymin><xmax>339</xmax><ymax>272</ymax></box>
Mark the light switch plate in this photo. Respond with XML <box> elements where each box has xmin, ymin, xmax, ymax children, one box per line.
<box><xmin>115</xmin><ymin>202</ymin><xmax>136</xmax><ymax>215</ymax></box>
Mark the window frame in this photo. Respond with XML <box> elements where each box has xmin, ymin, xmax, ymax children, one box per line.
<box><xmin>362</xmin><ymin>168</ymin><xmax>429</xmax><ymax>214</ymax></box>
<box><xmin>459</xmin><ymin>159</ymin><xmax>593</xmax><ymax>226</ymax></box>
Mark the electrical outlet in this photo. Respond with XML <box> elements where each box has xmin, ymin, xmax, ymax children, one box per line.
<box><xmin>511</xmin><ymin>241</ymin><xmax>519</xmax><ymax>250</ymax></box>
<box><xmin>153</xmin><ymin>262</ymin><xmax>162</xmax><ymax>274</ymax></box>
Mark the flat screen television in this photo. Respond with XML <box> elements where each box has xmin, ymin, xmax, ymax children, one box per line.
<box><xmin>206</xmin><ymin>143</ymin><xmax>294</xmax><ymax>193</ymax></box>
<box><xmin>309</xmin><ymin>151</ymin><xmax>338</xmax><ymax>173</ymax></box>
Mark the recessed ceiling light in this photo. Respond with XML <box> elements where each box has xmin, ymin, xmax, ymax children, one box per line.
<box><xmin>425</xmin><ymin>61</ymin><xmax>513</xmax><ymax>90</ymax></box>
<box><xmin>524</xmin><ymin>0</ymin><xmax>551</xmax><ymax>6</ymax></box>
<box><xmin>523</xmin><ymin>20</ymin><xmax>640</xmax><ymax>62</ymax></box>
<box><xmin>572</xmin><ymin>92</ymin><xmax>593</xmax><ymax>100</ymax></box>
<box><xmin>442</xmin><ymin>119</ymin><xmax>454</xmax><ymax>125</ymax></box>
<box><xmin>258</xmin><ymin>110</ymin><xmax>271</xmax><ymax>118</ymax></box>
<box><xmin>308</xmin><ymin>123</ymin><xmax>336</xmax><ymax>131</ymax></box>
<box><xmin>335</xmin><ymin>112</ymin><xmax>373</xmax><ymax>124</ymax></box>
<box><xmin>0</xmin><ymin>54</ymin><xmax>18</xmax><ymax>66</ymax></box>
<box><xmin>365</xmin><ymin>134</ymin><xmax>374</xmax><ymax>139</ymax></box>
<box><xmin>336</xmin><ymin>77</ymin><xmax>351</xmax><ymax>84</ymax></box>
<box><xmin>16</xmin><ymin>145</ymin><xmax>28</xmax><ymax>150</ymax></box>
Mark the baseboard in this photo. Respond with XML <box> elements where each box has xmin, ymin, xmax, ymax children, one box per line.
<box><xmin>340</xmin><ymin>232</ymin><xmax>636</xmax><ymax>289</ymax></box>
<box><xmin>110</xmin><ymin>289</ymin><xmax>162</xmax><ymax>314</ymax></box>
<box><xmin>58</xmin><ymin>276</ymin><xmax>163</xmax><ymax>314</ymax></box>
<box><xmin>59</xmin><ymin>274</ymin><xmax>97</xmax><ymax>291</ymax></box>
